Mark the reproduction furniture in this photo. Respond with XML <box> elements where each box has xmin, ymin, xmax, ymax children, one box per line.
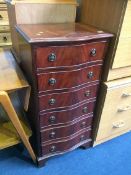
<box><xmin>0</xmin><ymin>0</ymin><xmax>12</xmax><ymax>47</ymax></box>
<box><xmin>15</xmin><ymin>23</ymin><xmax>113</xmax><ymax>166</ymax></box>
<box><xmin>80</xmin><ymin>0</ymin><xmax>131</xmax><ymax>145</ymax></box>
<box><xmin>0</xmin><ymin>48</ymin><xmax>36</xmax><ymax>162</ymax></box>
<box><xmin>6</xmin><ymin>0</ymin><xmax>77</xmax><ymax>58</ymax></box>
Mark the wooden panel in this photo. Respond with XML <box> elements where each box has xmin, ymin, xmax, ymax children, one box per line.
<box><xmin>38</xmin><ymin>83</ymin><xmax>99</xmax><ymax>111</ymax></box>
<box><xmin>41</xmin><ymin>115</ymin><xmax>93</xmax><ymax>142</ymax></box>
<box><xmin>107</xmin><ymin>66</ymin><xmax>131</xmax><ymax>81</ymax></box>
<box><xmin>36</xmin><ymin>41</ymin><xmax>107</xmax><ymax>69</ymax></box>
<box><xmin>37</xmin><ymin>64</ymin><xmax>102</xmax><ymax>93</ymax></box>
<box><xmin>112</xmin><ymin>38</ymin><xmax>131</xmax><ymax>68</ymax></box>
<box><xmin>95</xmin><ymin>77</ymin><xmax>131</xmax><ymax>143</ymax></box>
<box><xmin>120</xmin><ymin>0</ymin><xmax>131</xmax><ymax>37</ymax></box>
<box><xmin>41</xmin><ymin>128</ymin><xmax>92</xmax><ymax>157</ymax></box>
<box><xmin>40</xmin><ymin>100</ymin><xmax>96</xmax><ymax>129</ymax></box>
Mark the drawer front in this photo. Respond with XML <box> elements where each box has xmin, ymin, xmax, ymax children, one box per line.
<box><xmin>41</xmin><ymin>115</ymin><xmax>93</xmax><ymax>142</ymax></box>
<box><xmin>120</xmin><ymin>1</ymin><xmax>131</xmax><ymax>38</ymax></box>
<box><xmin>96</xmin><ymin>79</ymin><xmax>131</xmax><ymax>141</ymax></box>
<box><xmin>0</xmin><ymin>33</ymin><xmax>11</xmax><ymax>46</ymax></box>
<box><xmin>39</xmin><ymin>83</ymin><xmax>99</xmax><ymax>112</ymax></box>
<box><xmin>0</xmin><ymin>10</ymin><xmax>8</xmax><ymax>22</ymax></box>
<box><xmin>40</xmin><ymin>100</ymin><xmax>96</xmax><ymax>129</ymax></box>
<box><xmin>0</xmin><ymin>25</ymin><xmax>10</xmax><ymax>32</ymax></box>
<box><xmin>36</xmin><ymin>41</ymin><xmax>107</xmax><ymax>69</ymax></box>
<box><xmin>112</xmin><ymin>38</ymin><xmax>131</xmax><ymax>68</ymax></box>
<box><xmin>41</xmin><ymin>128</ymin><xmax>92</xmax><ymax>157</ymax></box>
<box><xmin>37</xmin><ymin>64</ymin><xmax>102</xmax><ymax>93</ymax></box>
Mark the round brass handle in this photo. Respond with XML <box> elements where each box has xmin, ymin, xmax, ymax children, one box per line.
<box><xmin>50</xmin><ymin>145</ymin><xmax>56</xmax><ymax>153</ymax></box>
<box><xmin>83</xmin><ymin>107</ymin><xmax>88</xmax><ymax>114</ymax></box>
<box><xmin>80</xmin><ymin>135</ymin><xmax>85</xmax><ymax>141</ymax></box>
<box><xmin>88</xmin><ymin>72</ymin><xmax>94</xmax><ymax>79</ymax></box>
<box><xmin>0</xmin><ymin>14</ymin><xmax>3</xmax><ymax>20</ymax></box>
<box><xmin>48</xmin><ymin>78</ymin><xmax>56</xmax><ymax>86</ymax></box>
<box><xmin>84</xmin><ymin>91</ymin><xmax>91</xmax><ymax>97</ymax></box>
<box><xmin>81</xmin><ymin>121</ymin><xmax>86</xmax><ymax>128</ymax></box>
<box><xmin>3</xmin><ymin>36</ymin><xmax>7</xmax><ymax>42</ymax></box>
<box><xmin>90</xmin><ymin>48</ymin><xmax>96</xmax><ymax>57</ymax></box>
<box><xmin>49</xmin><ymin>131</ymin><xmax>56</xmax><ymax>139</ymax></box>
<box><xmin>48</xmin><ymin>53</ymin><xmax>56</xmax><ymax>62</ymax></box>
<box><xmin>49</xmin><ymin>116</ymin><xmax>56</xmax><ymax>124</ymax></box>
<box><xmin>49</xmin><ymin>99</ymin><xmax>56</xmax><ymax>106</ymax></box>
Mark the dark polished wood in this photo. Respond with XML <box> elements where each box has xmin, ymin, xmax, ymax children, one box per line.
<box><xmin>39</xmin><ymin>83</ymin><xmax>99</xmax><ymax>111</ymax></box>
<box><xmin>37</xmin><ymin>64</ymin><xmax>102</xmax><ymax>93</ymax></box>
<box><xmin>41</xmin><ymin>127</ymin><xmax>92</xmax><ymax>157</ymax></box>
<box><xmin>16</xmin><ymin>23</ymin><xmax>113</xmax><ymax>167</ymax></box>
<box><xmin>40</xmin><ymin>115</ymin><xmax>93</xmax><ymax>142</ymax></box>
<box><xmin>36</xmin><ymin>41</ymin><xmax>107</xmax><ymax>69</ymax></box>
<box><xmin>15</xmin><ymin>23</ymin><xmax>113</xmax><ymax>43</ymax></box>
<box><xmin>40</xmin><ymin>100</ymin><xmax>96</xmax><ymax>129</ymax></box>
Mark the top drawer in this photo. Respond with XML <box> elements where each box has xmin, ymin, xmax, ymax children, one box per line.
<box><xmin>35</xmin><ymin>41</ymin><xmax>107</xmax><ymax>69</ymax></box>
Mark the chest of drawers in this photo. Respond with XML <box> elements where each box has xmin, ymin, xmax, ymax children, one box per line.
<box><xmin>15</xmin><ymin>23</ymin><xmax>112</xmax><ymax>166</ymax></box>
<box><xmin>0</xmin><ymin>0</ymin><xmax>12</xmax><ymax>47</ymax></box>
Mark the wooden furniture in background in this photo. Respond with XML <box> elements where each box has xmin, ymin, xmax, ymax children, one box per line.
<box><xmin>6</xmin><ymin>0</ymin><xmax>78</xmax><ymax>57</ymax></box>
<box><xmin>0</xmin><ymin>48</ymin><xmax>36</xmax><ymax>163</ymax></box>
<box><xmin>80</xmin><ymin>0</ymin><xmax>131</xmax><ymax>81</ymax></box>
<box><xmin>15</xmin><ymin>23</ymin><xmax>112</xmax><ymax>166</ymax></box>
<box><xmin>80</xmin><ymin>0</ymin><xmax>131</xmax><ymax>146</ymax></box>
<box><xmin>0</xmin><ymin>0</ymin><xmax>12</xmax><ymax>47</ymax></box>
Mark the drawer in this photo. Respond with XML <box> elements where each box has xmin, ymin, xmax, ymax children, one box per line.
<box><xmin>41</xmin><ymin>114</ymin><xmax>93</xmax><ymax>142</ymax></box>
<box><xmin>112</xmin><ymin>38</ymin><xmax>131</xmax><ymax>68</ymax></box>
<box><xmin>0</xmin><ymin>32</ymin><xmax>12</xmax><ymax>46</ymax></box>
<box><xmin>38</xmin><ymin>83</ymin><xmax>99</xmax><ymax>112</ymax></box>
<box><xmin>40</xmin><ymin>100</ymin><xmax>96</xmax><ymax>129</ymax></box>
<box><xmin>36</xmin><ymin>41</ymin><xmax>107</xmax><ymax>69</ymax></box>
<box><xmin>95</xmin><ymin>77</ymin><xmax>131</xmax><ymax>143</ymax></box>
<box><xmin>0</xmin><ymin>25</ymin><xmax>10</xmax><ymax>32</ymax></box>
<box><xmin>120</xmin><ymin>1</ymin><xmax>131</xmax><ymax>38</ymax></box>
<box><xmin>0</xmin><ymin>10</ymin><xmax>8</xmax><ymax>22</ymax></box>
<box><xmin>41</xmin><ymin>128</ymin><xmax>92</xmax><ymax>157</ymax></box>
<box><xmin>37</xmin><ymin>64</ymin><xmax>102</xmax><ymax>93</ymax></box>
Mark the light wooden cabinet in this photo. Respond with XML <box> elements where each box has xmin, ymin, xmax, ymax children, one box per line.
<box><xmin>94</xmin><ymin>77</ymin><xmax>131</xmax><ymax>145</ymax></box>
<box><xmin>0</xmin><ymin>0</ymin><xmax>12</xmax><ymax>47</ymax></box>
<box><xmin>80</xmin><ymin>0</ymin><xmax>131</xmax><ymax>81</ymax></box>
<box><xmin>79</xmin><ymin>0</ymin><xmax>131</xmax><ymax>145</ymax></box>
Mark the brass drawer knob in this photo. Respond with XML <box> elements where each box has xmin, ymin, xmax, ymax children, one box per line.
<box><xmin>90</xmin><ymin>48</ymin><xmax>96</xmax><ymax>57</ymax></box>
<box><xmin>81</xmin><ymin>121</ymin><xmax>86</xmax><ymax>128</ymax></box>
<box><xmin>49</xmin><ymin>99</ymin><xmax>56</xmax><ymax>106</ymax></box>
<box><xmin>50</xmin><ymin>145</ymin><xmax>56</xmax><ymax>153</ymax></box>
<box><xmin>88</xmin><ymin>72</ymin><xmax>94</xmax><ymax>79</ymax></box>
<box><xmin>48</xmin><ymin>78</ymin><xmax>56</xmax><ymax>86</ymax></box>
<box><xmin>49</xmin><ymin>116</ymin><xmax>56</xmax><ymax>124</ymax></box>
<box><xmin>48</xmin><ymin>53</ymin><xmax>56</xmax><ymax>62</ymax></box>
<box><xmin>84</xmin><ymin>91</ymin><xmax>91</xmax><ymax>97</ymax></box>
<box><xmin>49</xmin><ymin>131</ymin><xmax>56</xmax><ymax>139</ymax></box>
<box><xmin>3</xmin><ymin>36</ymin><xmax>7</xmax><ymax>42</ymax></box>
<box><xmin>80</xmin><ymin>135</ymin><xmax>85</xmax><ymax>141</ymax></box>
<box><xmin>0</xmin><ymin>14</ymin><xmax>3</xmax><ymax>20</ymax></box>
<box><xmin>83</xmin><ymin>107</ymin><xmax>88</xmax><ymax>113</ymax></box>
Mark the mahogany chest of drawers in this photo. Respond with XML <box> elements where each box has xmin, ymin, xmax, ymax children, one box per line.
<box><xmin>15</xmin><ymin>23</ymin><xmax>112</xmax><ymax>166</ymax></box>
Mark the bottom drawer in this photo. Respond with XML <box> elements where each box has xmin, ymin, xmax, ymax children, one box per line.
<box><xmin>41</xmin><ymin>128</ymin><xmax>92</xmax><ymax>157</ymax></box>
<box><xmin>0</xmin><ymin>32</ymin><xmax>12</xmax><ymax>46</ymax></box>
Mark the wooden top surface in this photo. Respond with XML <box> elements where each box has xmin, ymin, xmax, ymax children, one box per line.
<box><xmin>0</xmin><ymin>48</ymin><xmax>29</xmax><ymax>92</ymax></box>
<box><xmin>16</xmin><ymin>23</ymin><xmax>113</xmax><ymax>44</ymax></box>
<box><xmin>5</xmin><ymin>0</ymin><xmax>78</xmax><ymax>5</ymax></box>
